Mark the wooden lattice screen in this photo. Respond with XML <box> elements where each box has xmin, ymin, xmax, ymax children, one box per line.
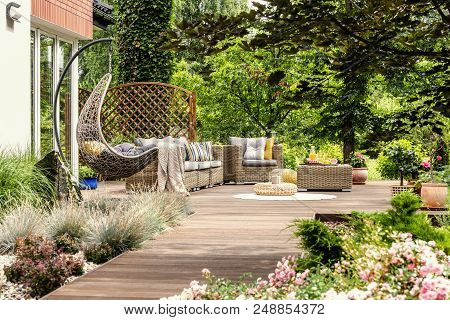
<box><xmin>78</xmin><ymin>82</ymin><xmax>196</xmax><ymax>143</ymax></box>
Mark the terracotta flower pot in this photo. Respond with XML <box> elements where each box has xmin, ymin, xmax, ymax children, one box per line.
<box><xmin>352</xmin><ymin>167</ymin><xmax>368</xmax><ymax>185</ymax></box>
<box><xmin>421</xmin><ymin>183</ymin><xmax>448</xmax><ymax>208</ymax></box>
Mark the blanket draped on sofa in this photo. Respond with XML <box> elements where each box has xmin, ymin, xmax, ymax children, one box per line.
<box><xmin>156</xmin><ymin>139</ymin><xmax>188</xmax><ymax>195</ymax></box>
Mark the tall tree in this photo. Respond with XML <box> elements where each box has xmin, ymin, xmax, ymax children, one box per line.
<box><xmin>162</xmin><ymin>0</ymin><xmax>449</xmax><ymax>160</ymax></box>
<box><xmin>115</xmin><ymin>0</ymin><xmax>173</xmax><ymax>83</ymax></box>
<box><xmin>173</xmin><ymin>0</ymin><xmax>248</xmax><ymax>23</ymax></box>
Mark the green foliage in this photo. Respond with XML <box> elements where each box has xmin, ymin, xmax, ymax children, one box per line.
<box><xmin>78</xmin><ymin>165</ymin><xmax>97</xmax><ymax>179</ymax></box>
<box><xmin>162</xmin><ymin>0</ymin><xmax>449</xmax><ymax>160</ymax></box>
<box><xmin>54</xmin><ymin>234</ymin><xmax>80</xmax><ymax>254</ymax></box>
<box><xmin>82</xmin><ymin>192</ymin><xmax>190</xmax><ymax>262</ymax></box>
<box><xmin>390</xmin><ymin>191</ymin><xmax>422</xmax><ymax>220</ymax></box>
<box><xmin>172</xmin><ymin>0</ymin><xmax>248</xmax><ymax>24</ymax></box>
<box><xmin>0</xmin><ymin>205</ymin><xmax>44</xmax><ymax>254</ymax></box>
<box><xmin>0</xmin><ymin>150</ymin><xmax>55</xmax><ymax>214</ymax></box>
<box><xmin>282</xmin><ymin>145</ymin><xmax>307</xmax><ymax>170</ymax></box>
<box><xmin>291</xmin><ymin>219</ymin><xmax>343</xmax><ymax>268</ymax></box>
<box><xmin>371</xmin><ymin>191</ymin><xmax>450</xmax><ymax>254</ymax></box>
<box><xmin>79</xmin><ymin>28</ymin><xmax>118</xmax><ymax>89</ymax></box>
<box><xmin>366</xmin><ymin>158</ymin><xmax>385</xmax><ymax>181</ymax></box>
<box><xmin>45</xmin><ymin>205</ymin><xmax>86</xmax><ymax>253</ymax></box>
<box><xmin>348</xmin><ymin>153</ymin><xmax>367</xmax><ymax>168</ymax></box>
<box><xmin>377</xmin><ymin>140</ymin><xmax>422</xmax><ymax>184</ymax></box>
<box><xmin>4</xmin><ymin>236</ymin><xmax>84</xmax><ymax>297</ymax></box>
<box><xmin>115</xmin><ymin>0</ymin><xmax>173</xmax><ymax>83</ymax></box>
<box><xmin>84</xmin><ymin>243</ymin><xmax>115</xmax><ymax>264</ymax></box>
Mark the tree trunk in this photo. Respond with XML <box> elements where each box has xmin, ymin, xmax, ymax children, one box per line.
<box><xmin>342</xmin><ymin>115</ymin><xmax>355</xmax><ymax>163</ymax></box>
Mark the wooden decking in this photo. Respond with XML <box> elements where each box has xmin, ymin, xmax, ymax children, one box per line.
<box><xmin>45</xmin><ymin>182</ymin><xmax>393</xmax><ymax>300</ymax></box>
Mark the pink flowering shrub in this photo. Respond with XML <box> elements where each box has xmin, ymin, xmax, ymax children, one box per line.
<box><xmin>4</xmin><ymin>236</ymin><xmax>84</xmax><ymax>297</ymax></box>
<box><xmin>325</xmin><ymin>232</ymin><xmax>449</xmax><ymax>300</ymax></box>
<box><xmin>166</xmin><ymin>231</ymin><xmax>449</xmax><ymax>300</ymax></box>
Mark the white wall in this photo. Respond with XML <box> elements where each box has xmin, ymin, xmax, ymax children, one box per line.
<box><xmin>0</xmin><ymin>0</ymin><xmax>31</xmax><ymax>150</ymax></box>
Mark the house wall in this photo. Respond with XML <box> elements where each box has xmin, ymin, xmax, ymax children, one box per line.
<box><xmin>31</xmin><ymin>0</ymin><xmax>93</xmax><ymax>39</ymax></box>
<box><xmin>0</xmin><ymin>0</ymin><xmax>32</xmax><ymax>150</ymax></box>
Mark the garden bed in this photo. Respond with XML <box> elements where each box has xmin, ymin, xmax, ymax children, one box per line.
<box><xmin>0</xmin><ymin>192</ymin><xmax>192</xmax><ymax>300</ymax></box>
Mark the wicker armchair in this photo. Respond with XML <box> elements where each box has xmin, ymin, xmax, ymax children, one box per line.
<box><xmin>223</xmin><ymin>144</ymin><xmax>283</xmax><ymax>183</ymax></box>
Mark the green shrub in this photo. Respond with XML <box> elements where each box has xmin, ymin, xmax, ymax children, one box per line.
<box><xmin>4</xmin><ymin>235</ymin><xmax>84</xmax><ymax>297</ymax></box>
<box><xmin>377</xmin><ymin>140</ymin><xmax>422</xmax><ymax>185</ymax></box>
<box><xmin>372</xmin><ymin>191</ymin><xmax>450</xmax><ymax>253</ymax></box>
<box><xmin>291</xmin><ymin>219</ymin><xmax>343</xmax><ymax>267</ymax></box>
<box><xmin>82</xmin><ymin>192</ymin><xmax>190</xmax><ymax>261</ymax></box>
<box><xmin>54</xmin><ymin>234</ymin><xmax>80</xmax><ymax>254</ymax></box>
<box><xmin>390</xmin><ymin>191</ymin><xmax>422</xmax><ymax>220</ymax></box>
<box><xmin>84</xmin><ymin>243</ymin><xmax>115</xmax><ymax>264</ymax></box>
<box><xmin>0</xmin><ymin>205</ymin><xmax>44</xmax><ymax>253</ymax></box>
<box><xmin>45</xmin><ymin>204</ymin><xmax>86</xmax><ymax>251</ymax></box>
<box><xmin>78</xmin><ymin>165</ymin><xmax>97</xmax><ymax>179</ymax></box>
<box><xmin>0</xmin><ymin>150</ymin><xmax>55</xmax><ymax>215</ymax></box>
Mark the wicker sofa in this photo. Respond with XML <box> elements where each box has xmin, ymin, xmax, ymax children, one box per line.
<box><xmin>223</xmin><ymin>144</ymin><xmax>283</xmax><ymax>183</ymax></box>
<box><xmin>125</xmin><ymin>145</ymin><xmax>223</xmax><ymax>192</ymax></box>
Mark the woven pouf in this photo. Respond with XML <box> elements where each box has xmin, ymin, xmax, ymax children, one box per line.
<box><xmin>254</xmin><ymin>182</ymin><xmax>297</xmax><ymax>196</ymax></box>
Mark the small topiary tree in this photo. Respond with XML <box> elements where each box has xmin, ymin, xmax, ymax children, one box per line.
<box><xmin>115</xmin><ymin>0</ymin><xmax>173</xmax><ymax>83</ymax></box>
<box><xmin>377</xmin><ymin>140</ymin><xmax>422</xmax><ymax>186</ymax></box>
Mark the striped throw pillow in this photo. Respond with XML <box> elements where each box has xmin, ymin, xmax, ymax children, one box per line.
<box><xmin>185</xmin><ymin>142</ymin><xmax>212</xmax><ymax>161</ymax></box>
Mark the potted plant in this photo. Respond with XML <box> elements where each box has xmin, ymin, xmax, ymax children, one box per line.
<box><xmin>348</xmin><ymin>152</ymin><xmax>368</xmax><ymax>184</ymax></box>
<box><xmin>377</xmin><ymin>140</ymin><xmax>421</xmax><ymax>196</ymax></box>
<box><xmin>416</xmin><ymin>131</ymin><xmax>448</xmax><ymax>208</ymax></box>
<box><xmin>79</xmin><ymin>165</ymin><xmax>98</xmax><ymax>190</ymax></box>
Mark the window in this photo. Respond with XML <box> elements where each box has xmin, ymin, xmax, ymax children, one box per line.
<box><xmin>39</xmin><ymin>34</ymin><xmax>55</xmax><ymax>156</ymax></box>
<box><xmin>59</xmin><ymin>40</ymin><xmax>73</xmax><ymax>161</ymax></box>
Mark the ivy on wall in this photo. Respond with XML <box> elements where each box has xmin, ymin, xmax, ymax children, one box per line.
<box><xmin>115</xmin><ymin>0</ymin><xmax>173</xmax><ymax>83</ymax></box>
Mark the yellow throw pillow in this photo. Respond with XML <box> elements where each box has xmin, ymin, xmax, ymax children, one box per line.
<box><xmin>81</xmin><ymin>141</ymin><xmax>107</xmax><ymax>156</ymax></box>
<box><xmin>264</xmin><ymin>137</ymin><xmax>275</xmax><ymax>160</ymax></box>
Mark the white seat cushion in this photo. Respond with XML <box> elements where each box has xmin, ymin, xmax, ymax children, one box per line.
<box><xmin>197</xmin><ymin>161</ymin><xmax>211</xmax><ymax>170</ymax></box>
<box><xmin>211</xmin><ymin>160</ymin><xmax>222</xmax><ymax>168</ymax></box>
<box><xmin>184</xmin><ymin>161</ymin><xmax>199</xmax><ymax>172</ymax></box>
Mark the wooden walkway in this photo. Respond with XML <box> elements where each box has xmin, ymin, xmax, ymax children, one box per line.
<box><xmin>45</xmin><ymin>182</ymin><xmax>392</xmax><ymax>300</ymax></box>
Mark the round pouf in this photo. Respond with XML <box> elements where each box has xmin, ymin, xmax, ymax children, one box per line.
<box><xmin>254</xmin><ymin>182</ymin><xmax>297</xmax><ymax>196</ymax></box>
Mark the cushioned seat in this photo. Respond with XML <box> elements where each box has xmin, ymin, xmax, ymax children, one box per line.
<box><xmin>184</xmin><ymin>161</ymin><xmax>199</xmax><ymax>172</ymax></box>
<box><xmin>243</xmin><ymin>159</ymin><xmax>277</xmax><ymax>167</ymax></box>
<box><xmin>198</xmin><ymin>161</ymin><xmax>211</xmax><ymax>170</ymax></box>
<box><xmin>211</xmin><ymin>160</ymin><xmax>222</xmax><ymax>168</ymax></box>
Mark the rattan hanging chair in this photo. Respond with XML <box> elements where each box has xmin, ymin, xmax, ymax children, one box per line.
<box><xmin>77</xmin><ymin>73</ymin><xmax>158</xmax><ymax>179</ymax></box>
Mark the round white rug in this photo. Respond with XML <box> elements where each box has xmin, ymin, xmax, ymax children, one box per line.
<box><xmin>233</xmin><ymin>193</ymin><xmax>337</xmax><ymax>201</ymax></box>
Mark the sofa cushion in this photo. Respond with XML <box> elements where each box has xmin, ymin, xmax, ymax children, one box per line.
<box><xmin>211</xmin><ymin>160</ymin><xmax>222</xmax><ymax>168</ymax></box>
<box><xmin>243</xmin><ymin>159</ymin><xmax>277</xmax><ymax>167</ymax></box>
<box><xmin>197</xmin><ymin>161</ymin><xmax>211</xmax><ymax>170</ymax></box>
<box><xmin>244</xmin><ymin>137</ymin><xmax>266</xmax><ymax>160</ymax></box>
<box><xmin>200</xmin><ymin>141</ymin><xmax>213</xmax><ymax>160</ymax></box>
<box><xmin>184</xmin><ymin>161</ymin><xmax>199</xmax><ymax>172</ymax></box>
<box><xmin>229</xmin><ymin>137</ymin><xmax>247</xmax><ymax>156</ymax></box>
<box><xmin>186</xmin><ymin>142</ymin><xmax>210</xmax><ymax>161</ymax></box>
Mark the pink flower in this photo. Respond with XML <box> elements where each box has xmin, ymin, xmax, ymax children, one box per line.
<box><xmin>421</xmin><ymin>161</ymin><xmax>430</xmax><ymax>169</ymax></box>
<box><xmin>407</xmin><ymin>263</ymin><xmax>416</xmax><ymax>271</ymax></box>
<box><xmin>436</xmin><ymin>155</ymin><xmax>442</xmax><ymax>161</ymax></box>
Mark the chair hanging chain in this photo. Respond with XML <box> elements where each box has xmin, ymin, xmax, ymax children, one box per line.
<box><xmin>108</xmin><ymin>43</ymin><xmax>112</xmax><ymax>73</ymax></box>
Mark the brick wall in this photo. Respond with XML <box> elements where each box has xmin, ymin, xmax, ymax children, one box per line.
<box><xmin>31</xmin><ymin>0</ymin><xmax>93</xmax><ymax>38</ymax></box>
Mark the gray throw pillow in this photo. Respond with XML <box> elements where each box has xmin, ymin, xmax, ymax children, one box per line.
<box><xmin>244</xmin><ymin>137</ymin><xmax>266</xmax><ymax>160</ymax></box>
<box><xmin>229</xmin><ymin>137</ymin><xmax>247</xmax><ymax>156</ymax></box>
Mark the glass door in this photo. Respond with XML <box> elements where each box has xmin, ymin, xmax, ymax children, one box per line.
<box><xmin>39</xmin><ymin>34</ymin><xmax>55</xmax><ymax>156</ymax></box>
<box><xmin>58</xmin><ymin>40</ymin><xmax>73</xmax><ymax>161</ymax></box>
